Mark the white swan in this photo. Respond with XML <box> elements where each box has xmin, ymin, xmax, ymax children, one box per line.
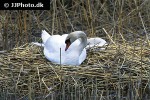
<box><xmin>33</xmin><ymin>30</ymin><xmax>107</xmax><ymax>65</ymax></box>
<box><xmin>38</xmin><ymin>30</ymin><xmax>87</xmax><ymax>66</ymax></box>
<box><xmin>33</xmin><ymin>32</ymin><xmax>107</xmax><ymax>50</ymax></box>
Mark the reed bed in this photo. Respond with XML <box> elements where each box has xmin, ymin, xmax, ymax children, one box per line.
<box><xmin>0</xmin><ymin>0</ymin><xmax>150</xmax><ymax>99</ymax></box>
<box><xmin>0</xmin><ymin>41</ymin><xmax>149</xmax><ymax>99</ymax></box>
<box><xmin>0</xmin><ymin>0</ymin><xmax>149</xmax><ymax>51</ymax></box>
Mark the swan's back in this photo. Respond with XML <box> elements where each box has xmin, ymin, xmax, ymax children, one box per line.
<box><xmin>45</xmin><ymin>35</ymin><xmax>64</xmax><ymax>51</ymax></box>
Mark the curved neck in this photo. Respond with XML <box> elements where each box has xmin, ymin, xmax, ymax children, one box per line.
<box><xmin>65</xmin><ymin>31</ymin><xmax>87</xmax><ymax>53</ymax></box>
<box><xmin>78</xmin><ymin>33</ymin><xmax>87</xmax><ymax>53</ymax></box>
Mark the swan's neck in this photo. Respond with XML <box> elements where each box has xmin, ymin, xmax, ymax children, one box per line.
<box><xmin>78</xmin><ymin>34</ymin><xmax>87</xmax><ymax>54</ymax></box>
<box><xmin>65</xmin><ymin>31</ymin><xmax>87</xmax><ymax>55</ymax></box>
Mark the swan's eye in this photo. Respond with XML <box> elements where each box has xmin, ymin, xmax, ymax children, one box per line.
<box><xmin>65</xmin><ymin>39</ymin><xmax>70</xmax><ymax>44</ymax></box>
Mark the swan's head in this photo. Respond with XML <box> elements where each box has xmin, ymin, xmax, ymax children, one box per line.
<box><xmin>65</xmin><ymin>31</ymin><xmax>87</xmax><ymax>51</ymax></box>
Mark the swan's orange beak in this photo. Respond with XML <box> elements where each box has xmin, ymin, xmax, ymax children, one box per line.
<box><xmin>65</xmin><ymin>43</ymin><xmax>70</xmax><ymax>51</ymax></box>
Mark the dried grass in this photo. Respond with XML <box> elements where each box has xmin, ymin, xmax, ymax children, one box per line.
<box><xmin>0</xmin><ymin>41</ymin><xmax>149</xmax><ymax>99</ymax></box>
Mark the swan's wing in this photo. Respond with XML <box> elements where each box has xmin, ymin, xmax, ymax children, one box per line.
<box><xmin>79</xmin><ymin>49</ymin><xmax>86</xmax><ymax>65</ymax></box>
<box><xmin>32</xmin><ymin>42</ymin><xmax>44</xmax><ymax>47</ymax></box>
<box><xmin>86</xmin><ymin>37</ymin><xmax>107</xmax><ymax>49</ymax></box>
<box><xmin>42</xmin><ymin>30</ymin><xmax>51</xmax><ymax>44</ymax></box>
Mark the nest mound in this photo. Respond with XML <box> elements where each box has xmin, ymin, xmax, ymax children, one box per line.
<box><xmin>0</xmin><ymin>42</ymin><xmax>150</xmax><ymax>99</ymax></box>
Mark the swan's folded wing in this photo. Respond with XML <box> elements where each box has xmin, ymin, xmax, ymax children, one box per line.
<box><xmin>32</xmin><ymin>42</ymin><xmax>44</xmax><ymax>47</ymax></box>
<box><xmin>79</xmin><ymin>49</ymin><xmax>86</xmax><ymax>65</ymax></box>
<box><xmin>86</xmin><ymin>37</ymin><xmax>107</xmax><ymax>49</ymax></box>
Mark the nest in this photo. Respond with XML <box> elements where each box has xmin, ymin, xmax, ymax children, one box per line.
<box><xmin>0</xmin><ymin>41</ymin><xmax>150</xmax><ymax>99</ymax></box>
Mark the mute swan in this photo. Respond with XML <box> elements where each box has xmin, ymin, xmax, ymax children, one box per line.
<box><xmin>39</xmin><ymin>30</ymin><xmax>87</xmax><ymax>66</ymax></box>
<box><xmin>33</xmin><ymin>32</ymin><xmax>107</xmax><ymax>50</ymax></box>
<box><xmin>33</xmin><ymin>30</ymin><xmax>107</xmax><ymax>65</ymax></box>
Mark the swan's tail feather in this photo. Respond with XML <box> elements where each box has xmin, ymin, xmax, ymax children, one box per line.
<box><xmin>41</xmin><ymin>30</ymin><xmax>51</xmax><ymax>44</ymax></box>
<box><xmin>32</xmin><ymin>42</ymin><xmax>44</xmax><ymax>47</ymax></box>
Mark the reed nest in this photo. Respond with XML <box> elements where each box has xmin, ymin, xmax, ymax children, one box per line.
<box><xmin>0</xmin><ymin>41</ymin><xmax>150</xmax><ymax>99</ymax></box>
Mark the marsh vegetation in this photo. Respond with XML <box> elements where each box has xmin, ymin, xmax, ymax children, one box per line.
<box><xmin>0</xmin><ymin>0</ymin><xmax>150</xmax><ymax>99</ymax></box>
